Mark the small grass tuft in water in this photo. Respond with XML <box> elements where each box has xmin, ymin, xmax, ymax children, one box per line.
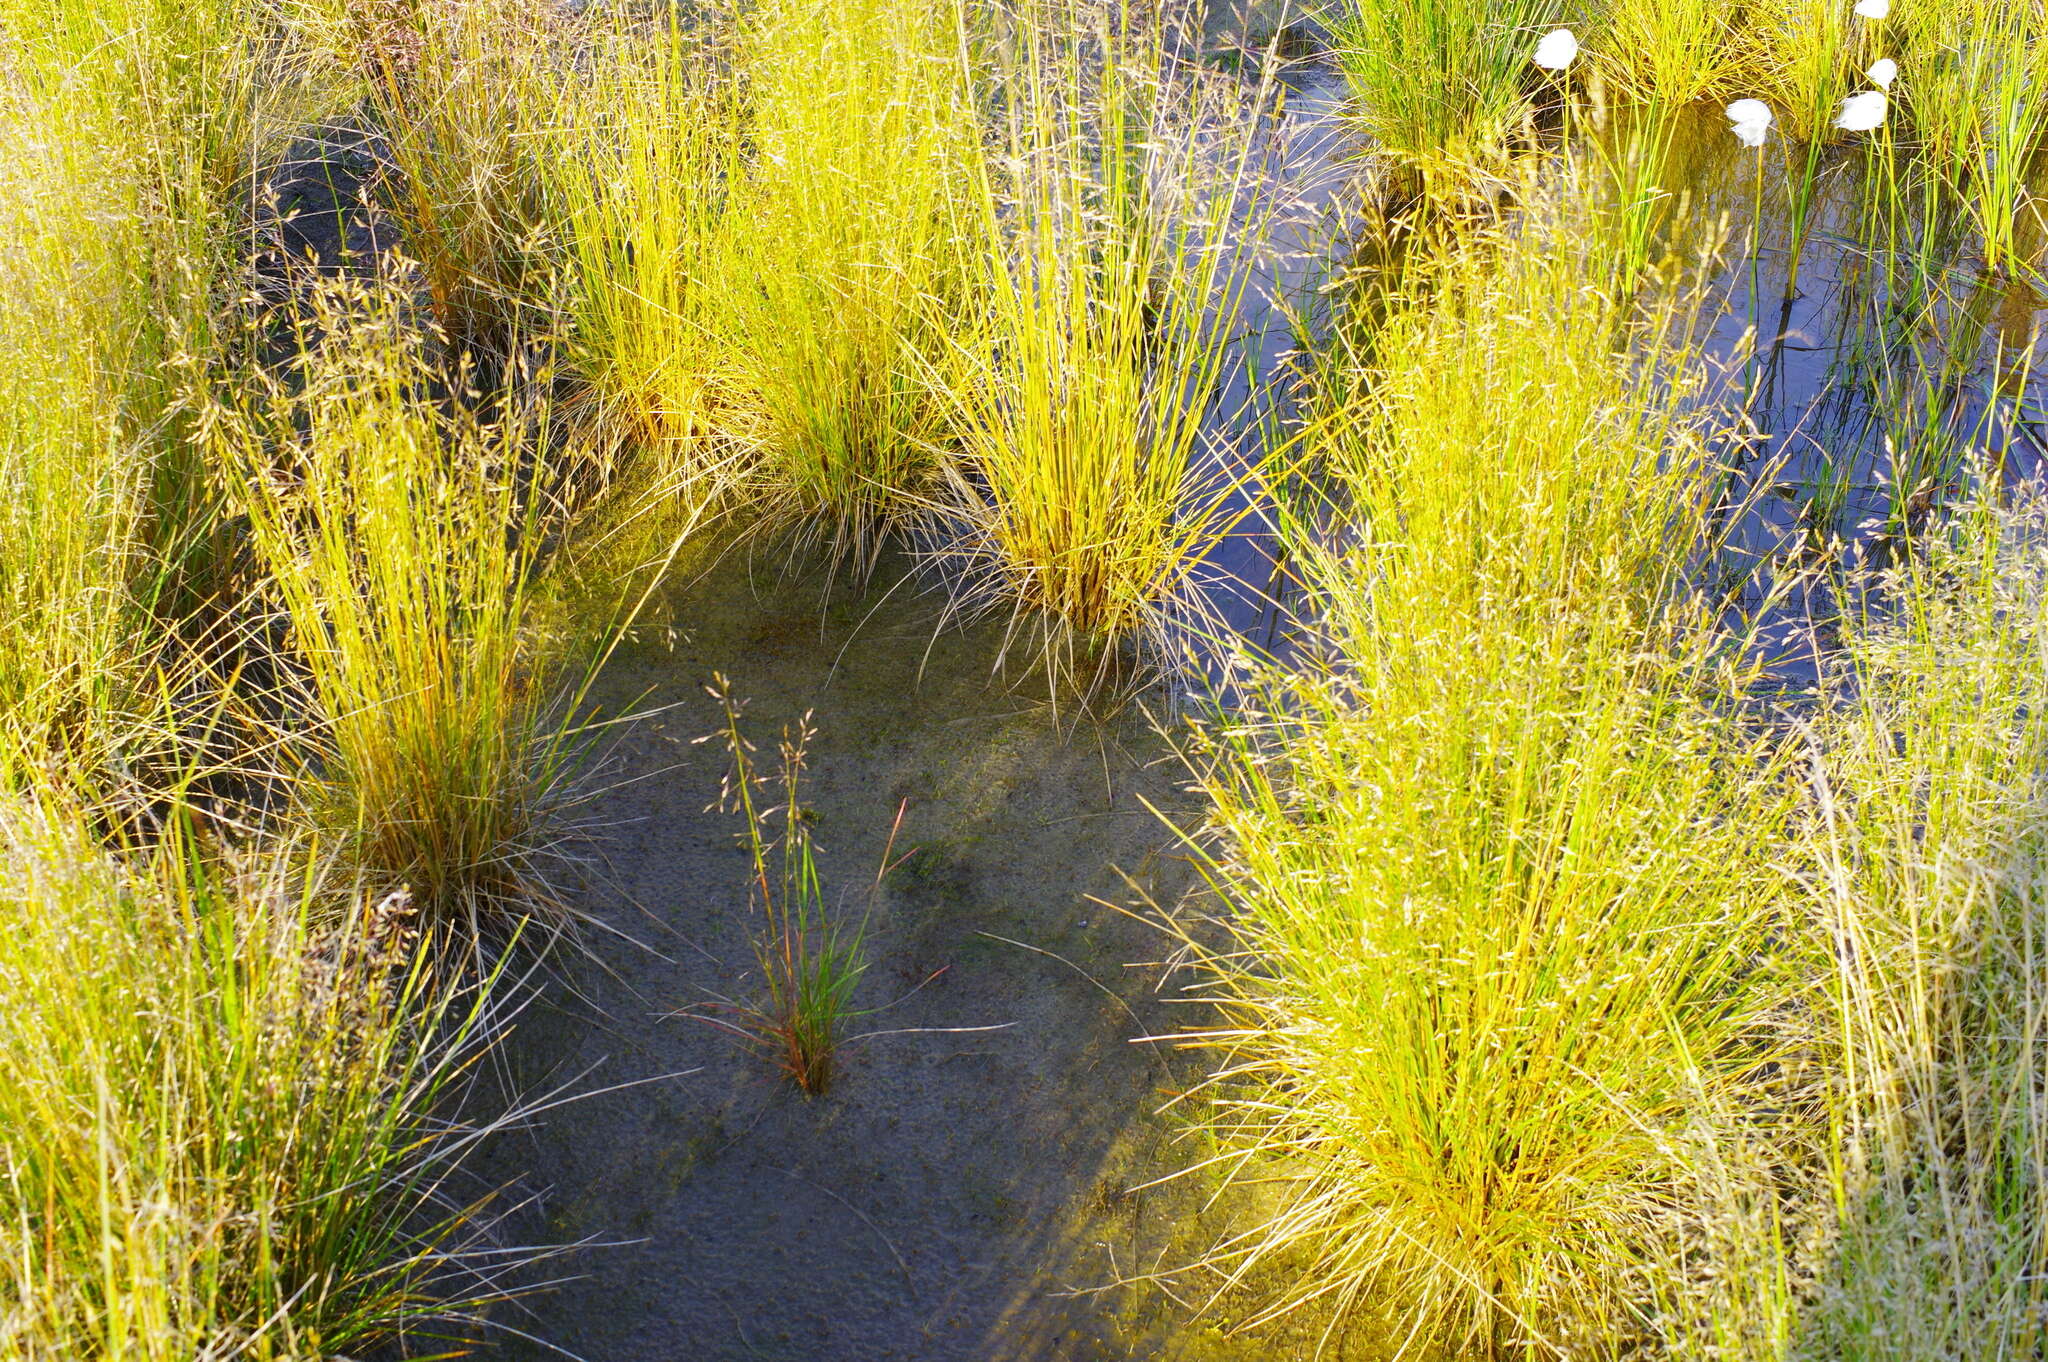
<box><xmin>700</xmin><ymin>676</ymin><xmax>873</xmax><ymax>1096</ymax></box>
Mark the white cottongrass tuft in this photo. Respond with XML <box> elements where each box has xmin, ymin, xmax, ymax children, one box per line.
<box><xmin>1726</xmin><ymin>99</ymin><xmax>1774</xmax><ymax>148</ymax></box>
<box><xmin>1854</xmin><ymin>0</ymin><xmax>1889</xmax><ymax>17</ymax></box>
<box><xmin>1533</xmin><ymin>28</ymin><xmax>1579</xmax><ymax>70</ymax></box>
<box><xmin>1867</xmin><ymin>58</ymin><xmax>1897</xmax><ymax>89</ymax></box>
<box><xmin>1835</xmin><ymin>90</ymin><xmax>1889</xmax><ymax>132</ymax></box>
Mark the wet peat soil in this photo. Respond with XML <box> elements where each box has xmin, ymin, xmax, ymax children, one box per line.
<box><xmin>466</xmin><ymin>554</ymin><xmax>1352</xmax><ymax>1362</ymax></box>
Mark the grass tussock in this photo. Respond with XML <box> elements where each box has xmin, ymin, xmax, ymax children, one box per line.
<box><xmin>1642</xmin><ymin>497</ymin><xmax>2048</xmax><ymax>1362</ymax></box>
<box><xmin>1163</xmin><ymin>211</ymin><xmax>1811</xmax><ymax>1351</ymax></box>
<box><xmin>720</xmin><ymin>0</ymin><xmax>982</xmax><ymax>561</ymax></box>
<box><xmin>1590</xmin><ymin>0</ymin><xmax>1730</xmax><ymax>106</ymax></box>
<box><xmin>0</xmin><ymin>797</ymin><xmax>506</xmax><ymax>1359</ymax></box>
<box><xmin>0</xmin><ymin>108</ymin><xmax>154</xmax><ymax>778</ymax></box>
<box><xmin>210</xmin><ymin>281</ymin><xmax>588</xmax><ymax>945</ymax></box>
<box><xmin>1328</xmin><ymin>0</ymin><xmax>1565</xmax><ymax>177</ymax></box>
<box><xmin>541</xmin><ymin>15</ymin><xmax>740</xmax><ymax>481</ymax></box>
<box><xmin>350</xmin><ymin>0</ymin><xmax>567</xmax><ymax>348</ymax></box>
<box><xmin>0</xmin><ymin>0</ymin><xmax>294</xmax><ymax>782</ymax></box>
<box><xmin>929</xmin><ymin>7</ymin><xmax>1273</xmax><ymax>695</ymax></box>
<box><xmin>1775</xmin><ymin>504</ymin><xmax>2048</xmax><ymax>1360</ymax></box>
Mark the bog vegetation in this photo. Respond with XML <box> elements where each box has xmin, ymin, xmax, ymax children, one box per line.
<box><xmin>1</xmin><ymin>0</ymin><xmax>2043</xmax><ymax>1356</ymax></box>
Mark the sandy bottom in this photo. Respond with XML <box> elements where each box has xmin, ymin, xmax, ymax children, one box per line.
<box><xmin>468</xmin><ymin>553</ymin><xmax>1342</xmax><ymax>1361</ymax></box>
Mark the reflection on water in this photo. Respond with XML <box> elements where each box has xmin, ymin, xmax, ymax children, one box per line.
<box><xmin>1636</xmin><ymin>104</ymin><xmax>2048</xmax><ymax>686</ymax></box>
<box><xmin>1187</xmin><ymin>87</ymin><xmax>2048</xmax><ymax>695</ymax></box>
<box><xmin>1176</xmin><ymin>60</ymin><xmax>1366</xmax><ymax>691</ymax></box>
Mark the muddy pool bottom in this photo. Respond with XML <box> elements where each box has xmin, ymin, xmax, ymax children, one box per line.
<box><xmin>467</xmin><ymin>554</ymin><xmax>1346</xmax><ymax>1361</ymax></box>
